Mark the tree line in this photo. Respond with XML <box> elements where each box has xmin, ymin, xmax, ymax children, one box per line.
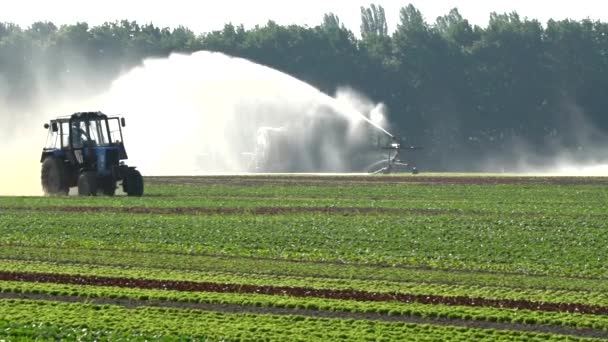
<box><xmin>2</xmin><ymin>4</ymin><xmax>608</xmax><ymax>170</ymax></box>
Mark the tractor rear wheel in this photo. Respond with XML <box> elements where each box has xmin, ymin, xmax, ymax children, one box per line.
<box><xmin>78</xmin><ymin>171</ymin><xmax>98</xmax><ymax>196</ymax></box>
<box><xmin>123</xmin><ymin>169</ymin><xmax>144</xmax><ymax>197</ymax></box>
<box><xmin>99</xmin><ymin>178</ymin><xmax>117</xmax><ymax>196</ymax></box>
<box><xmin>41</xmin><ymin>157</ymin><xmax>69</xmax><ymax>195</ymax></box>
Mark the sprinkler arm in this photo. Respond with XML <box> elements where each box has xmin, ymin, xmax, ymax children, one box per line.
<box><xmin>381</xmin><ymin>145</ymin><xmax>423</xmax><ymax>151</ymax></box>
<box><xmin>379</xmin><ymin>137</ymin><xmax>423</xmax><ymax>164</ymax></box>
<box><xmin>380</xmin><ymin>137</ymin><xmax>423</xmax><ymax>151</ymax></box>
<box><xmin>382</xmin><ymin>136</ymin><xmax>422</xmax><ymax>151</ymax></box>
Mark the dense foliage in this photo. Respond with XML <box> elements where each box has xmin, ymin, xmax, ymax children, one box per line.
<box><xmin>2</xmin><ymin>4</ymin><xmax>608</xmax><ymax>169</ymax></box>
<box><xmin>1</xmin><ymin>175</ymin><xmax>608</xmax><ymax>339</ymax></box>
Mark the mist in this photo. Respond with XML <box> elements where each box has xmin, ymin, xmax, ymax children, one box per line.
<box><xmin>91</xmin><ymin>51</ymin><xmax>390</xmax><ymax>175</ymax></box>
<box><xmin>3</xmin><ymin>49</ymin><xmax>608</xmax><ymax>196</ymax></box>
<box><xmin>0</xmin><ymin>51</ymin><xmax>392</xmax><ymax>195</ymax></box>
<box><xmin>476</xmin><ymin>98</ymin><xmax>608</xmax><ymax>175</ymax></box>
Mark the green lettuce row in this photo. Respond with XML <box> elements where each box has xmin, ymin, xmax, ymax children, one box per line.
<box><xmin>0</xmin><ymin>259</ymin><xmax>607</xmax><ymax>308</ymax></box>
<box><xmin>0</xmin><ymin>320</ymin><xmax>168</xmax><ymax>341</ymax></box>
<box><xmin>2</xmin><ymin>280</ymin><xmax>608</xmax><ymax>332</ymax></box>
<box><xmin>0</xmin><ymin>299</ymin><xmax>602</xmax><ymax>341</ymax></box>
<box><xmin>1</xmin><ymin>182</ymin><xmax>607</xmax><ymax>215</ymax></box>
<box><xmin>2</xmin><ymin>247</ymin><xmax>607</xmax><ymax>294</ymax></box>
<box><xmin>1</xmin><ymin>209</ymin><xmax>607</xmax><ymax>278</ymax></box>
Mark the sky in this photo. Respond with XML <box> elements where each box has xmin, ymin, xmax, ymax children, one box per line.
<box><xmin>4</xmin><ymin>0</ymin><xmax>608</xmax><ymax>35</ymax></box>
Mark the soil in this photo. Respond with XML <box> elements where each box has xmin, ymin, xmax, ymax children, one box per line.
<box><xmin>1</xmin><ymin>271</ymin><xmax>606</xmax><ymax>315</ymax></box>
<box><xmin>146</xmin><ymin>175</ymin><xmax>608</xmax><ymax>186</ymax></box>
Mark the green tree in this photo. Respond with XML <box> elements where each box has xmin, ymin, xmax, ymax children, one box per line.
<box><xmin>360</xmin><ymin>4</ymin><xmax>388</xmax><ymax>38</ymax></box>
<box><xmin>2</xmin><ymin>8</ymin><xmax>608</xmax><ymax>170</ymax></box>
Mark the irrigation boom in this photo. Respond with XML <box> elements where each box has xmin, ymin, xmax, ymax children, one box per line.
<box><xmin>371</xmin><ymin>136</ymin><xmax>422</xmax><ymax>174</ymax></box>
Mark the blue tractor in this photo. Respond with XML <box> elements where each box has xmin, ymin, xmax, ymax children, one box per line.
<box><xmin>41</xmin><ymin>112</ymin><xmax>144</xmax><ymax>196</ymax></box>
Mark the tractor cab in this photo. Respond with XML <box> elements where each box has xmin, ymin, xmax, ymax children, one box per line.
<box><xmin>43</xmin><ymin>112</ymin><xmax>127</xmax><ymax>166</ymax></box>
<box><xmin>41</xmin><ymin>112</ymin><xmax>143</xmax><ymax>196</ymax></box>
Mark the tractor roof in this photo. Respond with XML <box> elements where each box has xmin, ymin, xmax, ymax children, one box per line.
<box><xmin>71</xmin><ymin>111</ymin><xmax>108</xmax><ymax>120</ymax></box>
<box><xmin>50</xmin><ymin>111</ymin><xmax>111</xmax><ymax>124</ymax></box>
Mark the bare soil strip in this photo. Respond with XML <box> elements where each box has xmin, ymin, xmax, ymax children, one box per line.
<box><xmin>0</xmin><ymin>292</ymin><xmax>605</xmax><ymax>339</ymax></box>
<box><xmin>146</xmin><ymin>175</ymin><xmax>608</xmax><ymax>186</ymax></box>
<box><xmin>1</xmin><ymin>271</ymin><xmax>606</xmax><ymax>315</ymax></box>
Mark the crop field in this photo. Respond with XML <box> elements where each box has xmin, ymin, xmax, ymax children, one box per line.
<box><xmin>1</xmin><ymin>174</ymin><xmax>608</xmax><ymax>341</ymax></box>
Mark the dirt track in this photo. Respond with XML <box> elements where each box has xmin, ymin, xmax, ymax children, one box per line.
<box><xmin>1</xmin><ymin>271</ymin><xmax>606</xmax><ymax>315</ymax></box>
<box><xmin>147</xmin><ymin>175</ymin><xmax>608</xmax><ymax>186</ymax></box>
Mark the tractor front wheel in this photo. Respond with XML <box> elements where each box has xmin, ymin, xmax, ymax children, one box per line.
<box><xmin>99</xmin><ymin>178</ymin><xmax>117</xmax><ymax>196</ymax></box>
<box><xmin>41</xmin><ymin>157</ymin><xmax>69</xmax><ymax>195</ymax></box>
<box><xmin>123</xmin><ymin>169</ymin><xmax>144</xmax><ymax>197</ymax></box>
<box><xmin>78</xmin><ymin>171</ymin><xmax>98</xmax><ymax>196</ymax></box>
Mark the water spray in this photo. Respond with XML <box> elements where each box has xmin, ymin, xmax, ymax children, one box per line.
<box><xmin>89</xmin><ymin>51</ymin><xmax>403</xmax><ymax>174</ymax></box>
<box><xmin>360</xmin><ymin>113</ymin><xmax>393</xmax><ymax>138</ymax></box>
<box><xmin>0</xmin><ymin>50</ymin><xmax>421</xmax><ymax>196</ymax></box>
<box><xmin>327</xmin><ymin>94</ymin><xmax>393</xmax><ymax>138</ymax></box>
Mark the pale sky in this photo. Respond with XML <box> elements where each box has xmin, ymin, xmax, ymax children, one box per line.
<box><xmin>4</xmin><ymin>0</ymin><xmax>608</xmax><ymax>35</ymax></box>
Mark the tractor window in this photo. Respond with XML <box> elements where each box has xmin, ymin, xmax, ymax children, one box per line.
<box><xmin>60</xmin><ymin>122</ymin><xmax>70</xmax><ymax>148</ymax></box>
<box><xmin>108</xmin><ymin>118</ymin><xmax>123</xmax><ymax>144</ymax></box>
<box><xmin>88</xmin><ymin>119</ymin><xmax>109</xmax><ymax>146</ymax></box>
<box><xmin>44</xmin><ymin>125</ymin><xmax>59</xmax><ymax>149</ymax></box>
<box><xmin>70</xmin><ymin>121</ymin><xmax>89</xmax><ymax>148</ymax></box>
<box><xmin>68</xmin><ymin>120</ymin><xmax>109</xmax><ymax>148</ymax></box>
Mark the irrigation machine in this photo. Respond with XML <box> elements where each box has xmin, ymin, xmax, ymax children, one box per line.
<box><xmin>369</xmin><ymin>136</ymin><xmax>422</xmax><ymax>174</ymax></box>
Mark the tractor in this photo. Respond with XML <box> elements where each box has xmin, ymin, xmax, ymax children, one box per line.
<box><xmin>40</xmin><ymin>111</ymin><xmax>144</xmax><ymax>196</ymax></box>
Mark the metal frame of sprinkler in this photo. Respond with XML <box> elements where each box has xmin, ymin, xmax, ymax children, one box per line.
<box><xmin>360</xmin><ymin>108</ymin><xmax>423</xmax><ymax>175</ymax></box>
<box><xmin>372</xmin><ymin>136</ymin><xmax>422</xmax><ymax>175</ymax></box>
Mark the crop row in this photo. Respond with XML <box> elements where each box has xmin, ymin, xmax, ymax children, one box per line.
<box><xmin>2</xmin><ymin>280</ymin><xmax>608</xmax><ymax>333</ymax></box>
<box><xmin>0</xmin><ymin>320</ymin><xmax>165</xmax><ymax>341</ymax></box>
<box><xmin>1</xmin><ymin>209</ymin><xmax>607</xmax><ymax>278</ymax></box>
<box><xmin>2</xmin><ymin>248</ymin><xmax>607</xmax><ymax>294</ymax></box>
<box><xmin>1</xmin><ymin>257</ymin><xmax>606</xmax><ymax>307</ymax></box>
<box><xmin>1</xmin><ymin>181</ymin><xmax>607</xmax><ymax>214</ymax></box>
<box><xmin>1</xmin><ymin>194</ymin><xmax>605</xmax><ymax>216</ymax></box>
<box><xmin>3</xmin><ymin>270</ymin><xmax>608</xmax><ymax>315</ymax></box>
<box><xmin>0</xmin><ymin>299</ymin><xmax>603</xmax><ymax>341</ymax></box>
<box><xmin>5</xmin><ymin>205</ymin><xmax>608</xmax><ymax>224</ymax></box>
<box><xmin>1</xmin><ymin>258</ymin><xmax>607</xmax><ymax>308</ymax></box>
<box><xmin>0</xmin><ymin>183</ymin><xmax>607</xmax><ymax>210</ymax></box>
<box><xmin>142</xmin><ymin>178</ymin><xmax>608</xmax><ymax>204</ymax></box>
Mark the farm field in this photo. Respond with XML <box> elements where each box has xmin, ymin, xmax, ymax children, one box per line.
<box><xmin>1</xmin><ymin>174</ymin><xmax>608</xmax><ymax>340</ymax></box>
